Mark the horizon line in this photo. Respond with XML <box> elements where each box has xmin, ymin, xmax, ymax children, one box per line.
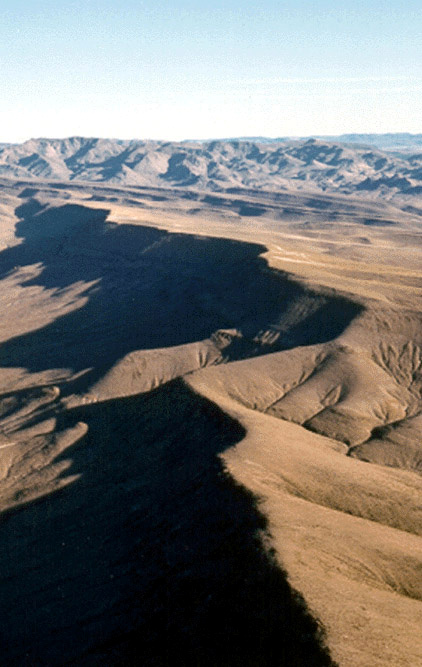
<box><xmin>2</xmin><ymin>131</ymin><xmax>422</xmax><ymax>145</ymax></box>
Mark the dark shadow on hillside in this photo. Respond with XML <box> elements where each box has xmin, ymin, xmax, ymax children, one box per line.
<box><xmin>0</xmin><ymin>200</ymin><xmax>363</xmax><ymax>394</ymax></box>
<box><xmin>0</xmin><ymin>380</ymin><xmax>333</xmax><ymax>666</ymax></box>
<box><xmin>0</xmin><ymin>202</ymin><xmax>343</xmax><ymax>664</ymax></box>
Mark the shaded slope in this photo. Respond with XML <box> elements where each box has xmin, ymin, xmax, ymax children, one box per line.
<box><xmin>0</xmin><ymin>380</ymin><xmax>332</xmax><ymax>666</ymax></box>
<box><xmin>0</xmin><ymin>201</ymin><xmax>362</xmax><ymax>394</ymax></box>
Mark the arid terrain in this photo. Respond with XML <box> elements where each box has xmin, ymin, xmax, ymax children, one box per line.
<box><xmin>2</xmin><ymin>135</ymin><xmax>422</xmax><ymax>201</ymax></box>
<box><xmin>0</xmin><ymin>139</ymin><xmax>421</xmax><ymax>665</ymax></box>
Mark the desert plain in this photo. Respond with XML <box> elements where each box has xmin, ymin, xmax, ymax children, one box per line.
<box><xmin>0</xmin><ymin>137</ymin><xmax>421</xmax><ymax>666</ymax></box>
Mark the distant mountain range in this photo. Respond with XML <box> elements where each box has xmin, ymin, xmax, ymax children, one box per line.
<box><xmin>1</xmin><ymin>135</ymin><xmax>422</xmax><ymax>200</ymax></box>
<box><xmin>312</xmin><ymin>133</ymin><xmax>422</xmax><ymax>150</ymax></box>
<box><xmin>218</xmin><ymin>134</ymin><xmax>422</xmax><ymax>151</ymax></box>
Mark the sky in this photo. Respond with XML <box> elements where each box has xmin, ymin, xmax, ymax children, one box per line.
<box><xmin>1</xmin><ymin>0</ymin><xmax>421</xmax><ymax>142</ymax></box>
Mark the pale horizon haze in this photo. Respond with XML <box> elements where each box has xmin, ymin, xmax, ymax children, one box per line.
<box><xmin>1</xmin><ymin>0</ymin><xmax>421</xmax><ymax>143</ymax></box>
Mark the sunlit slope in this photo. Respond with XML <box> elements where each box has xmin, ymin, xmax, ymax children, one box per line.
<box><xmin>188</xmin><ymin>375</ymin><xmax>422</xmax><ymax>667</ymax></box>
<box><xmin>187</xmin><ymin>316</ymin><xmax>422</xmax><ymax>475</ymax></box>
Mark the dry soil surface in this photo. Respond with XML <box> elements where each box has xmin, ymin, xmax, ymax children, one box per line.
<box><xmin>0</xmin><ymin>178</ymin><xmax>421</xmax><ymax>666</ymax></box>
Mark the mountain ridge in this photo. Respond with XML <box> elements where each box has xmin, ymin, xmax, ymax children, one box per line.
<box><xmin>213</xmin><ymin>133</ymin><xmax>422</xmax><ymax>151</ymax></box>
<box><xmin>1</xmin><ymin>136</ymin><xmax>422</xmax><ymax>201</ymax></box>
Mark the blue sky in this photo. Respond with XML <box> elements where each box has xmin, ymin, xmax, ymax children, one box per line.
<box><xmin>1</xmin><ymin>0</ymin><xmax>421</xmax><ymax>141</ymax></box>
